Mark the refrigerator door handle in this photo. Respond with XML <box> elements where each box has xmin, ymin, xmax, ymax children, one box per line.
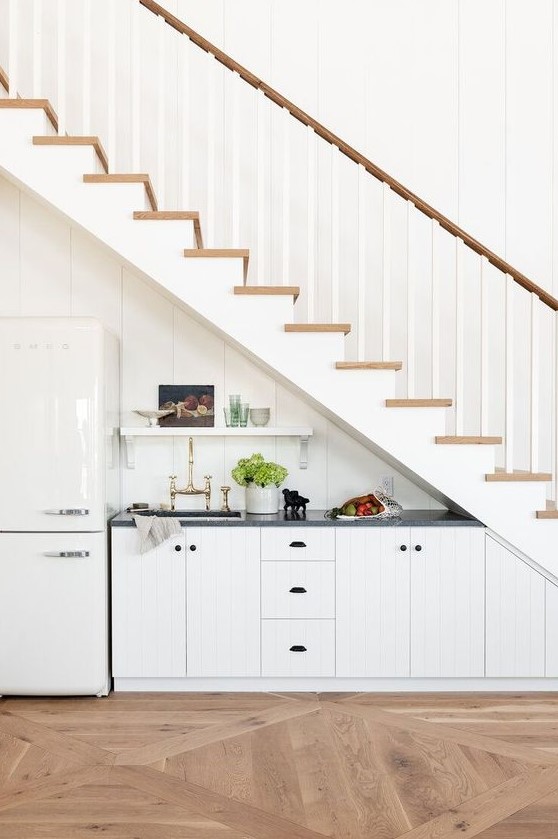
<box><xmin>43</xmin><ymin>551</ymin><xmax>91</xmax><ymax>558</ymax></box>
<box><xmin>45</xmin><ymin>508</ymin><xmax>90</xmax><ymax>516</ymax></box>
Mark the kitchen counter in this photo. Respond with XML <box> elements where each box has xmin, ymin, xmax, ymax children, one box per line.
<box><xmin>110</xmin><ymin>509</ymin><xmax>484</xmax><ymax>527</ymax></box>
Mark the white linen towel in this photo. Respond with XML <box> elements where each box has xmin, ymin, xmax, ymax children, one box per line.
<box><xmin>133</xmin><ymin>514</ymin><xmax>182</xmax><ymax>553</ymax></box>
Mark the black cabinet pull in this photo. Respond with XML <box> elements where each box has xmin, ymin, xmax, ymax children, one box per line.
<box><xmin>289</xmin><ymin>645</ymin><xmax>307</xmax><ymax>652</ymax></box>
<box><xmin>174</xmin><ymin>544</ymin><xmax>182</xmax><ymax>552</ymax></box>
<box><xmin>289</xmin><ymin>586</ymin><xmax>307</xmax><ymax>594</ymax></box>
<box><xmin>414</xmin><ymin>545</ymin><xmax>422</xmax><ymax>552</ymax></box>
<box><xmin>189</xmin><ymin>545</ymin><xmax>197</xmax><ymax>552</ymax></box>
<box><xmin>400</xmin><ymin>544</ymin><xmax>407</xmax><ymax>551</ymax></box>
<box><xmin>289</xmin><ymin>541</ymin><xmax>306</xmax><ymax>548</ymax></box>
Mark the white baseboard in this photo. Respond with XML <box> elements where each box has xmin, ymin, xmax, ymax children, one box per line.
<box><xmin>113</xmin><ymin>677</ymin><xmax>558</xmax><ymax>693</ymax></box>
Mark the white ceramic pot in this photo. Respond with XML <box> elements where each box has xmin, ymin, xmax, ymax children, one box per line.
<box><xmin>245</xmin><ymin>483</ymin><xmax>279</xmax><ymax>514</ymax></box>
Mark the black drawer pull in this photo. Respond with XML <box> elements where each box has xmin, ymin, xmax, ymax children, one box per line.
<box><xmin>289</xmin><ymin>586</ymin><xmax>307</xmax><ymax>593</ymax></box>
<box><xmin>414</xmin><ymin>545</ymin><xmax>422</xmax><ymax>552</ymax></box>
<box><xmin>189</xmin><ymin>545</ymin><xmax>197</xmax><ymax>552</ymax></box>
<box><xmin>174</xmin><ymin>544</ymin><xmax>182</xmax><ymax>552</ymax></box>
<box><xmin>400</xmin><ymin>544</ymin><xmax>407</xmax><ymax>551</ymax></box>
<box><xmin>289</xmin><ymin>645</ymin><xmax>307</xmax><ymax>652</ymax></box>
<box><xmin>289</xmin><ymin>541</ymin><xmax>306</xmax><ymax>548</ymax></box>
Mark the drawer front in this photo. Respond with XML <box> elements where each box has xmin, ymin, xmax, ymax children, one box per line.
<box><xmin>261</xmin><ymin>619</ymin><xmax>335</xmax><ymax>676</ymax></box>
<box><xmin>261</xmin><ymin>561</ymin><xmax>335</xmax><ymax>619</ymax></box>
<box><xmin>261</xmin><ymin>528</ymin><xmax>335</xmax><ymax>561</ymax></box>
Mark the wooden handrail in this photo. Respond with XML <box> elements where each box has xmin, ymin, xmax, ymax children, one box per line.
<box><xmin>146</xmin><ymin>1</ymin><xmax>558</xmax><ymax>310</ymax></box>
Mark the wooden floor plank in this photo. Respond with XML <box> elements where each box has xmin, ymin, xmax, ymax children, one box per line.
<box><xmin>0</xmin><ymin>711</ymin><xmax>115</xmax><ymax>766</ymax></box>
<box><xmin>325</xmin><ymin>702</ymin><xmax>558</xmax><ymax>767</ymax></box>
<box><xmin>115</xmin><ymin>700</ymin><xmax>321</xmax><ymax>765</ymax></box>
<box><xmin>114</xmin><ymin>765</ymin><xmax>329</xmax><ymax>839</ymax></box>
<box><xmin>399</xmin><ymin>766</ymin><xmax>558</xmax><ymax>839</ymax></box>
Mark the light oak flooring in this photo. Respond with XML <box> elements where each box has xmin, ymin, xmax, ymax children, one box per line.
<box><xmin>1</xmin><ymin>693</ymin><xmax>558</xmax><ymax>837</ymax></box>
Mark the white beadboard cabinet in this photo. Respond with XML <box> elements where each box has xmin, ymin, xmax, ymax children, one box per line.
<box><xmin>111</xmin><ymin>528</ymin><xmax>187</xmax><ymax>677</ymax></box>
<box><xmin>545</xmin><ymin>581</ymin><xmax>558</xmax><ymax>677</ymax></box>
<box><xmin>485</xmin><ymin>535</ymin><xmax>546</xmax><ymax>677</ymax></box>
<box><xmin>186</xmin><ymin>527</ymin><xmax>260</xmax><ymax>677</ymax></box>
<box><xmin>410</xmin><ymin>527</ymin><xmax>485</xmax><ymax>677</ymax></box>
<box><xmin>336</xmin><ymin>527</ymin><xmax>411</xmax><ymax>676</ymax></box>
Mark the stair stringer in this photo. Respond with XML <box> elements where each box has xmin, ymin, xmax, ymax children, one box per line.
<box><xmin>0</xmin><ymin>106</ymin><xmax>555</xmax><ymax>577</ymax></box>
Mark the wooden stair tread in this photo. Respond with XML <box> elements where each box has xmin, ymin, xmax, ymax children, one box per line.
<box><xmin>386</xmin><ymin>398</ymin><xmax>452</xmax><ymax>408</ymax></box>
<box><xmin>486</xmin><ymin>469</ymin><xmax>552</xmax><ymax>482</ymax></box>
<box><xmin>0</xmin><ymin>65</ymin><xmax>8</xmax><ymax>93</ymax></box>
<box><xmin>436</xmin><ymin>436</ymin><xmax>503</xmax><ymax>445</ymax></box>
<box><xmin>285</xmin><ymin>323</ymin><xmax>351</xmax><ymax>335</ymax></box>
<box><xmin>336</xmin><ymin>361</ymin><xmax>402</xmax><ymax>370</ymax></box>
<box><xmin>234</xmin><ymin>285</ymin><xmax>300</xmax><ymax>301</ymax></box>
<box><xmin>537</xmin><ymin>502</ymin><xmax>558</xmax><ymax>519</ymax></box>
<box><xmin>0</xmin><ymin>98</ymin><xmax>58</xmax><ymax>131</ymax></box>
<box><xmin>184</xmin><ymin>248</ymin><xmax>249</xmax><ymax>280</ymax></box>
<box><xmin>135</xmin><ymin>211</ymin><xmax>203</xmax><ymax>247</ymax></box>
<box><xmin>83</xmin><ymin>173</ymin><xmax>157</xmax><ymax>211</ymax></box>
<box><xmin>33</xmin><ymin>135</ymin><xmax>108</xmax><ymax>173</ymax></box>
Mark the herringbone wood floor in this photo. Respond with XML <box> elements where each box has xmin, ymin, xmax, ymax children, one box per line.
<box><xmin>1</xmin><ymin>693</ymin><xmax>558</xmax><ymax>837</ymax></box>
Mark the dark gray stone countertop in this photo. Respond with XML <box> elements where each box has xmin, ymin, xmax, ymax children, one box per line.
<box><xmin>110</xmin><ymin>509</ymin><xmax>484</xmax><ymax>527</ymax></box>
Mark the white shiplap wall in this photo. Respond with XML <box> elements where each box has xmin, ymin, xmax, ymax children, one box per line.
<box><xmin>171</xmin><ymin>0</ymin><xmax>558</xmax><ymax>297</ymax></box>
<box><xmin>0</xmin><ymin>174</ymin><xmax>444</xmax><ymax>512</ymax></box>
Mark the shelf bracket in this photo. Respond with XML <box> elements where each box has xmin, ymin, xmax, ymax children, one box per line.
<box><xmin>299</xmin><ymin>435</ymin><xmax>309</xmax><ymax>469</ymax></box>
<box><xmin>124</xmin><ymin>435</ymin><xmax>136</xmax><ymax>470</ymax></box>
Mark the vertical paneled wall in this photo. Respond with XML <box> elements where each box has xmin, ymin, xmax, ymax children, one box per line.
<box><xmin>0</xmin><ymin>174</ymin><xmax>444</xmax><ymax>511</ymax></box>
<box><xmin>172</xmin><ymin>0</ymin><xmax>558</xmax><ymax>296</ymax></box>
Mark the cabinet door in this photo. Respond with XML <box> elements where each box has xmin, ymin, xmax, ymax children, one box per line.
<box><xmin>111</xmin><ymin>528</ymin><xmax>187</xmax><ymax>677</ymax></box>
<box><xmin>336</xmin><ymin>528</ymin><xmax>410</xmax><ymax>676</ymax></box>
<box><xmin>186</xmin><ymin>527</ymin><xmax>260</xmax><ymax>677</ymax></box>
<box><xmin>485</xmin><ymin>536</ymin><xmax>545</xmax><ymax>676</ymax></box>
<box><xmin>410</xmin><ymin>527</ymin><xmax>485</xmax><ymax>677</ymax></box>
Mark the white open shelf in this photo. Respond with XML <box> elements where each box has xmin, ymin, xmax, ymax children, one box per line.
<box><xmin>120</xmin><ymin>427</ymin><xmax>313</xmax><ymax>469</ymax></box>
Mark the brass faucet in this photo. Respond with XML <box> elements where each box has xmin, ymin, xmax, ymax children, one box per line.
<box><xmin>169</xmin><ymin>437</ymin><xmax>212</xmax><ymax>511</ymax></box>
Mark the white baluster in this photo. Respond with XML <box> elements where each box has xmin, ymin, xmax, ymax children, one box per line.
<box><xmin>130</xmin><ymin>0</ymin><xmax>140</xmax><ymax>170</ymax></box>
<box><xmin>32</xmin><ymin>0</ymin><xmax>42</xmax><ymax>98</ymax></box>
<box><xmin>107</xmin><ymin>0</ymin><xmax>116</xmax><ymax>170</ymax></box>
<box><xmin>56</xmin><ymin>0</ymin><xmax>66</xmax><ymax>135</ymax></box>
<box><xmin>8</xmin><ymin>0</ymin><xmax>18</xmax><ymax>97</ymax></box>
<box><xmin>455</xmin><ymin>238</ymin><xmax>465</xmax><ymax>435</ymax></box>
<box><xmin>382</xmin><ymin>182</ymin><xmax>391</xmax><ymax>361</ymax></box>
<box><xmin>281</xmin><ymin>106</ymin><xmax>291</xmax><ymax>285</ymax></box>
<box><xmin>231</xmin><ymin>72</ymin><xmax>240</xmax><ymax>247</ymax></box>
<box><xmin>431</xmin><ymin>219</ymin><xmax>440</xmax><ymax>398</ymax></box>
<box><xmin>81</xmin><ymin>0</ymin><xmax>91</xmax><ymax>135</ymax></box>
<box><xmin>555</xmin><ymin>312</ymin><xmax>558</xmax><ymax>502</ymax></box>
<box><xmin>504</xmin><ymin>274</ymin><xmax>514</xmax><ymax>473</ymax></box>
<box><xmin>357</xmin><ymin>164</ymin><xmax>366</xmax><ymax>360</ymax></box>
<box><xmin>178</xmin><ymin>36</ymin><xmax>190</xmax><ymax>208</ymax></box>
<box><xmin>331</xmin><ymin>144</ymin><xmax>340</xmax><ymax>323</ymax></box>
<box><xmin>530</xmin><ymin>292</ymin><xmax>540</xmax><ymax>473</ymax></box>
<box><xmin>307</xmin><ymin>125</ymin><xmax>317</xmax><ymax>321</ymax></box>
<box><xmin>480</xmin><ymin>256</ymin><xmax>489</xmax><ymax>436</ymax></box>
<box><xmin>157</xmin><ymin>13</ymin><xmax>166</xmax><ymax>206</ymax></box>
<box><xmin>256</xmin><ymin>88</ymin><xmax>266</xmax><ymax>284</ymax></box>
<box><xmin>406</xmin><ymin>201</ymin><xmax>415</xmax><ymax>398</ymax></box>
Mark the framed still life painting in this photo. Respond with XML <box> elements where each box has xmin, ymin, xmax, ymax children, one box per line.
<box><xmin>158</xmin><ymin>385</ymin><xmax>215</xmax><ymax>427</ymax></box>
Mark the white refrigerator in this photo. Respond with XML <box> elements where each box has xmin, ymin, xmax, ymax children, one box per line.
<box><xmin>0</xmin><ymin>318</ymin><xmax>119</xmax><ymax>695</ymax></box>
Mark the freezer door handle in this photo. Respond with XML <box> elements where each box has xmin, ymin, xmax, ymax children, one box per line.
<box><xmin>45</xmin><ymin>508</ymin><xmax>90</xmax><ymax>516</ymax></box>
<box><xmin>43</xmin><ymin>551</ymin><xmax>90</xmax><ymax>558</ymax></box>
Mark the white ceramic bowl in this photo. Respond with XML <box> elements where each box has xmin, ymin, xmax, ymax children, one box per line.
<box><xmin>135</xmin><ymin>409</ymin><xmax>174</xmax><ymax>427</ymax></box>
<box><xmin>249</xmin><ymin>408</ymin><xmax>271</xmax><ymax>427</ymax></box>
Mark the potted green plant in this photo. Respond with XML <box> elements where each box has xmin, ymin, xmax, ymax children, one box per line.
<box><xmin>231</xmin><ymin>452</ymin><xmax>288</xmax><ymax>514</ymax></box>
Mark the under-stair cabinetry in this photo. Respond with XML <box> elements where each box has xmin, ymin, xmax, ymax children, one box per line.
<box><xmin>111</xmin><ymin>528</ymin><xmax>187</xmax><ymax>678</ymax></box>
<box><xmin>186</xmin><ymin>527</ymin><xmax>260</xmax><ymax>677</ymax></box>
<box><xmin>336</xmin><ymin>527</ymin><xmax>485</xmax><ymax>678</ymax></box>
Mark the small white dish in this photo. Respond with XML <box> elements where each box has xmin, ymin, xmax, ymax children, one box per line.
<box><xmin>249</xmin><ymin>408</ymin><xmax>271</xmax><ymax>427</ymax></box>
<box><xmin>134</xmin><ymin>409</ymin><xmax>174</xmax><ymax>427</ymax></box>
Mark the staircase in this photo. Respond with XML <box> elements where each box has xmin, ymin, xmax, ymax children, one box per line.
<box><xmin>1</xmin><ymin>1</ymin><xmax>558</xmax><ymax>579</ymax></box>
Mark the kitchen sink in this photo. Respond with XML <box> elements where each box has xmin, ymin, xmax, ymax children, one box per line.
<box><xmin>133</xmin><ymin>509</ymin><xmax>242</xmax><ymax>519</ymax></box>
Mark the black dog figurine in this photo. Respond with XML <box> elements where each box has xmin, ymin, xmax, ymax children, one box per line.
<box><xmin>282</xmin><ymin>488</ymin><xmax>309</xmax><ymax>516</ymax></box>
